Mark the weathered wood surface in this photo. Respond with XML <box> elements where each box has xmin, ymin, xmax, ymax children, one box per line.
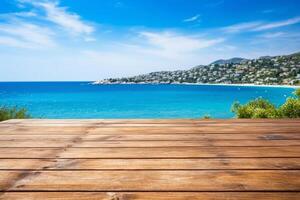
<box><xmin>0</xmin><ymin>119</ymin><xmax>299</xmax><ymax>200</ymax></box>
<box><xmin>1</xmin><ymin>192</ymin><xmax>300</xmax><ymax>200</ymax></box>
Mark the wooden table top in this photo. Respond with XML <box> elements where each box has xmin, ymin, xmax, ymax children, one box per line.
<box><xmin>0</xmin><ymin>119</ymin><xmax>300</xmax><ymax>199</ymax></box>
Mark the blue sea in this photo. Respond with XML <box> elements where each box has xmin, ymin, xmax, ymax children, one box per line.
<box><xmin>0</xmin><ymin>82</ymin><xmax>296</xmax><ymax>119</ymax></box>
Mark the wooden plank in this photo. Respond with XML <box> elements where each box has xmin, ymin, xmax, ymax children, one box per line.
<box><xmin>0</xmin><ymin>127</ymin><xmax>88</xmax><ymax>135</ymax></box>
<box><xmin>0</xmin><ymin>147</ymin><xmax>299</xmax><ymax>158</ymax></box>
<box><xmin>1</xmin><ymin>170</ymin><xmax>299</xmax><ymax>191</ymax></box>
<box><xmin>0</xmin><ymin>148</ymin><xmax>62</xmax><ymax>158</ymax></box>
<box><xmin>60</xmin><ymin>147</ymin><xmax>300</xmax><ymax>158</ymax></box>
<box><xmin>0</xmin><ymin>159</ymin><xmax>55</xmax><ymax>170</ymax></box>
<box><xmin>1</xmin><ymin>158</ymin><xmax>300</xmax><ymax>170</ymax></box>
<box><xmin>0</xmin><ymin>141</ymin><xmax>70</xmax><ymax>147</ymax></box>
<box><xmin>1</xmin><ymin>140</ymin><xmax>300</xmax><ymax>147</ymax></box>
<box><xmin>60</xmin><ymin>140</ymin><xmax>300</xmax><ymax>147</ymax></box>
<box><xmin>88</xmin><ymin>127</ymin><xmax>300</xmax><ymax>134</ymax></box>
<box><xmin>1</xmin><ymin>133</ymin><xmax>299</xmax><ymax>141</ymax></box>
<box><xmin>2</xmin><ymin>126</ymin><xmax>300</xmax><ymax>134</ymax></box>
<box><xmin>2</xmin><ymin>122</ymin><xmax>300</xmax><ymax>127</ymax></box>
<box><xmin>64</xmin><ymin>133</ymin><xmax>300</xmax><ymax>140</ymax></box>
<box><xmin>3</xmin><ymin>119</ymin><xmax>300</xmax><ymax>124</ymax></box>
<box><xmin>0</xmin><ymin>135</ymin><xmax>80</xmax><ymax>140</ymax></box>
<box><xmin>1</xmin><ymin>192</ymin><xmax>300</xmax><ymax>200</ymax></box>
<box><xmin>0</xmin><ymin>119</ymin><xmax>300</xmax><ymax>197</ymax></box>
<box><xmin>0</xmin><ymin>119</ymin><xmax>201</xmax><ymax>124</ymax></box>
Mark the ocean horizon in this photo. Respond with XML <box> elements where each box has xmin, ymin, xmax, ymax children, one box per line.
<box><xmin>0</xmin><ymin>82</ymin><xmax>296</xmax><ymax>119</ymax></box>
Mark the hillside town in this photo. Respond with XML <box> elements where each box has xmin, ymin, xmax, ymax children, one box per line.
<box><xmin>94</xmin><ymin>52</ymin><xmax>300</xmax><ymax>85</ymax></box>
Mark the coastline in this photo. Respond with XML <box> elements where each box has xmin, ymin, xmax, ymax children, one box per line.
<box><xmin>178</xmin><ymin>83</ymin><xmax>300</xmax><ymax>88</ymax></box>
<box><xmin>92</xmin><ymin>81</ymin><xmax>300</xmax><ymax>89</ymax></box>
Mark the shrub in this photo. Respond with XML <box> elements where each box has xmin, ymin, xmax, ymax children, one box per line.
<box><xmin>279</xmin><ymin>97</ymin><xmax>300</xmax><ymax>118</ymax></box>
<box><xmin>202</xmin><ymin>115</ymin><xmax>212</xmax><ymax>119</ymax></box>
<box><xmin>295</xmin><ymin>88</ymin><xmax>300</xmax><ymax>98</ymax></box>
<box><xmin>232</xmin><ymin>88</ymin><xmax>300</xmax><ymax>119</ymax></box>
<box><xmin>0</xmin><ymin>106</ymin><xmax>30</xmax><ymax>122</ymax></box>
<box><xmin>231</xmin><ymin>98</ymin><xmax>279</xmax><ymax>119</ymax></box>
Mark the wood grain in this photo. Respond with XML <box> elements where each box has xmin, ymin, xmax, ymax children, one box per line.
<box><xmin>1</xmin><ymin>139</ymin><xmax>300</xmax><ymax>147</ymax></box>
<box><xmin>0</xmin><ymin>158</ymin><xmax>299</xmax><ymax>170</ymax></box>
<box><xmin>0</xmin><ymin>147</ymin><xmax>300</xmax><ymax>158</ymax></box>
<box><xmin>1</xmin><ymin>170</ymin><xmax>299</xmax><ymax>191</ymax></box>
<box><xmin>1</xmin><ymin>192</ymin><xmax>300</xmax><ymax>200</ymax></box>
<box><xmin>0</xmin><ymin>119</ymin><xmax>299</xmax><ymax>199</ymax></box>
<box><xmin>1</xmin><ymin>133</ymin><xmax>300</xmax><ymax>140</ymax></box>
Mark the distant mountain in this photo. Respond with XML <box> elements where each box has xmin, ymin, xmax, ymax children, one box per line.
<box><xmin>93</xmin><ymin>52</ymin><xmax>300</xmax><ymax>86</ymax></box>
<box><xmin>259</xmin><ymin>56</ymin><xmax>272</xmax><ymax>60</ymax></box>
<box><xmin>210</xmin><ymin>57</ymin><xmax>248</xmax><ymax>65</ymax></box>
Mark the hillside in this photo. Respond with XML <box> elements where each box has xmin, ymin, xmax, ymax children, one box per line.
<box><xmin>210</xmin><ymin>57</ymin><xmax>248</xmax><ymax>65</ymax></box>
<box><xmin>94</xmin><ymin>52</ymin><xmax>300</xmax><ymax>85</ymax></box>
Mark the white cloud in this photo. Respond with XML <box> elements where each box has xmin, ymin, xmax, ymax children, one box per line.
<box><xmin>37</xmin><ymin>1</ymin><xmax>94</xmax><ymax>35</ymax></box>
<box><xmin>223</xmin><ymin>21</ymin><xmax>263</xmax><ymax>33</ymax></box>
<box><xmin>0</xmin><ymin>22</ymin><xmax>56</xmax><ymax>48</ymax></box>
<box><xmin>0</xmin><ymin>11</ymin><xmax>37</xmax><ymax>19</ymax></box>
<box><xmin>260</xmin><ymin>32</ymin><xmax>286</xmax><ymax>39</ymax></box>
<box><xmin>0</xmin><ymin>0</ymin><xmax>96</xmax><ymax>49</ymax></box>
<box><xmin>253</xmin><ymin>17</ymin><xmax>300</xmax><ymax>31</ymax></box>
<box><xmin>0</xmin><ymin>36</ymin><xmax>32</xmax><ymax>48</ymax></box>
<box><xmin>72</xmin><ymin>31</ymin><xmax>226</xmax><ymax>79</ymax></box>
<box><xmin>223</xmin><ymin>16</ymin><xmax>300</xmax><ymax>33</ymax></box>
<box><xmin>259</xmin><ymin>31</ymin><xmax>300</xmax><ymax>40</ymax></box>
<box><xmin>183</xmin><ymin>14</ymin><xmax>201</xmax><ymax>22</ymax></box>
<box><xmin>16</xmin><ymin>0</ymin><xmax>95</xmax><ymax>40</ymax></box>
<box><xmin>138</xmin><ymin>31</ymin><xmax>224</xmax><ymax>58</ymax></box>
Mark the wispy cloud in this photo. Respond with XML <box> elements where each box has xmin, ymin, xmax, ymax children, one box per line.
<box><xmin>0</xmin><ymin>0</ymin><xmax>96</xmax><ymax>48</ymax></box>
<box><xmin>259</xmin><ymin>32</ymin><xmax>286</xmax><ymax>39</ymax></box>
<box><xmin>253</xmin><ymin>16</ymin><xmax>300</xmax><ymax>31</ymax></box>
<box><xmin>183</xmin><ymin>14</ymin><xmax>201</xmax><ymax>22</ymax></box>
<box><xmin>19</xmin><ymin>0</ymin><xmax>95</xmax><ymax>38</ymax></box>
<box><xmin>137</xmin><ymin>31</ymin><xmax>224</xmax><ymax>58</ymax></box>
<box><xmin>223</xmin><ymin>16</ymin><xmax>300</xmax><ymax>33</ymax></box>
<box><xmin>79</xmin><ymin>31</ymin><xmax>226</xmax><ymax>78</ymax></box>
<box><xmin>0</xmin><ymin>36</ymin><xmax>34</xmax><ymax>48</ymax></box>
<box><xmin>223</xmin><ymin>21</ymin><xmax>263</xmax><ymax>33</ymax></box>
<box><xmin>0</xmin><ymin>21</ymin><xmax>55</xmax><ymax>48</ymax></box>
<box><xmin>0</xmin><ymin>11</ymin><xmax>37</xmax><ymax>19</ymax></box>
<box><xmin>259</xmin><ymin>31</ymin><xmax>300</xmax><ymax>39</ymax></box>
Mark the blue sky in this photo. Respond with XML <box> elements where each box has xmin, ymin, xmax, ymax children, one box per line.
<box><xmin>0</xmin><ymin>0</ymin><xmax>300</xmax><ymax>81</ymax></box>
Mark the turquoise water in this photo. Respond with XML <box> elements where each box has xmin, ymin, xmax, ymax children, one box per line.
<box><xmin>0</xmin><ymin>82</ymin><xmax>295</xmax><ymax>119</ymax></box>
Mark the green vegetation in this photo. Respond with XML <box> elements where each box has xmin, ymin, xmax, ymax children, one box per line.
<box><xmin>232</xmin><ymin>88</ymin><xmax>300</xmax><ymax>118</ymax></box>
<box><xmin>295</xmin><ymin>88</ymin><xmax>300</xmax><ymax>97</ymax></box>
<box><xmin>202</xmin><ymin>115</ymin><xmax>212</xmax><ymax>119</ymax></box>
<box><xmin>95</xmin><ymin>52</ymin><xmax>300</xmax><ymax>85</ymax></box>
<box><xmin>0</xmin><ymin>106</ymin><xmax>30</xmax><ymax>122</ymax></box>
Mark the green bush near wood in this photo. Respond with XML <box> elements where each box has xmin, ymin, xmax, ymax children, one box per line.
<box><xmin>0</xmin><ymin>106</ymin><xmax>30</xmax><ymax>122</ymax></box>
<box><xmin>202</xmin><ymin>115</ymin><xmax>212</xmax><ymax>119</ymax></box>
<box><xmin>295</xmin><ymin>88</ymin><xmax>300</xmax><ymax>98</ymax></box>
<box><xmin>232</xmin><ymin>88</ymin><xmax>300</xmax><ymax>119</ymax></box>
<box><xmin>279</xmin><ymin>98</ymin><xmax>300</xmax><ymax>118</ymax></box>
<box><xmin>231</xmin><ymin>98</ymin><xmax>279</xmax><ymax>119</ymax></box>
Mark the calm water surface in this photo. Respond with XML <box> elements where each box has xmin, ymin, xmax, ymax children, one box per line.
<box><xmin>0</xmin><ymin>82</ymin><xmax>295</xmax><ymax>118</ymax></box>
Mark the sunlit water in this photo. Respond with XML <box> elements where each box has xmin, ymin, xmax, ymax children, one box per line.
<box><xmin>0</xmin><ymin>82</ymin><xmax>295</xmax><ymax>118</ymax></box>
